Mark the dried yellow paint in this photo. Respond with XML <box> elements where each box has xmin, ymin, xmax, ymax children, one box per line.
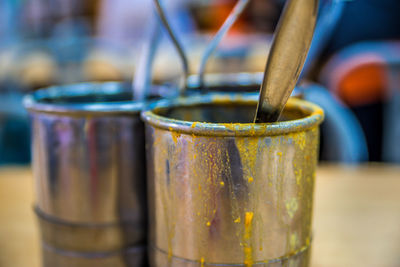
<box><xmin>245</xmin><ymin>212</ymin><xmax>254</xmax><ymax>227</ymax></box>
<box><xmin>290</xmin><ymin>233</ymin><xmax>299</xmax><ymax>250</ymax></box>
<box><xmin>206</xmin><ymin>221</ymin><xmax>211</xmax><ymax>227</ymax></box>
<box><xmin>295</xmin><ymin>169</ymin><xmax>302</xmax><ymax>185</ymax></box>
<box><xmin>221</xmin><ymin>123</ymin><xmax>237</xmax><ymax>132</ymax></box>
<box><xmin>289</xmin><ymin>132</ymin><xmax>306</xmax><ymax>150</ymax></box>
<box><xmin>220</xmin><ymin>181</ymin><xmax>225</xmax><ymax>186</ymax></box>
<box><xmin>248</xmin><ymin>177</ymin><xmax>254</xmax><ymax>183</ymax></box>
<box><xmin>286</xmin><ymin>198</ymin><xmax>299</xmax><ymax>218</ymax></box>
<box><xmin>170</xmin><ymin>130</ymin><xmax>181</xmax><ymax>144</ymax></box>
<box><xmin>234</xmin><ymin>217</ymin><xmax>241</xmax><ymax>223</ymax></box>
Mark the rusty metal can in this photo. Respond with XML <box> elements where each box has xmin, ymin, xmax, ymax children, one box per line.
<box><xmin>141</xmin><ymin>93</ymin><xmax>324</xmax><ymax>267</ymax></box>
<box><xmin>24</xmin><ymin>82</ymin><xmax>170</xmax><ymax>266</ymax></box>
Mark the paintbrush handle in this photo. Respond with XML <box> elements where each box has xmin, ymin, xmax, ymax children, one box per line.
<box><xmin>255</xmin><ymin>0</ymin><xmax>319</xmax><ymax>123</ymax></box>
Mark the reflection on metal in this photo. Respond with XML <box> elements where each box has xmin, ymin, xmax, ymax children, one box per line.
<box><xmin>153</xmin><ymin>0</ymin><xmax>189</xmax><ymax>94</ymax></box>
<box><xmin>24</xmin><ymin>82</ymin><xmax>161</xmax><ymax>267</ymax></box>
<box><xmin>142</xmin><ymin>93</ymin><xmax>324</xmax><ymax>267</ymax></box>
<box><xmin>198</xmin><ymin>0</ymin><xmax>250</xmax><ymax>90</ymax></box>
<box><xmin>255</xmin><ymin>0</ymin><xmax>319</xmax><ymax>123</ymax></box>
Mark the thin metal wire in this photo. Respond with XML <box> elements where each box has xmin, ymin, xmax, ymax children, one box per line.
<box><xmin>198</xmin><ymin>0</ymin><xmax>250</xmax><ymax>90</ymax></box>
<box><xmin>133</xmin><ymin>17</ymin><xmax>162</xmax><ymax>101</ymax></box>
<box><xmin>153</xmin><ymin>0</ymin><xmax>189</xmax><ymax>95</ymax></box>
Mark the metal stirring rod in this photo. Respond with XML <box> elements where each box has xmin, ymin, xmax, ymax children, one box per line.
<box><xmin>153</xmin><ymin>0</ymin><xmax>249</xmax><ymax>92</ymax></box>
<box><xmin>133</xmin><ymin>17</ymin><xmax>162</xmax><ymax>101</ymax></box>
<box><xmin>254</xmin><ymin>0</ymin><xmax>319</xmax><ymax>123</ymax></box>
<box><xmin>153</xmin><ymin>0</ymin><xmax>189</xmax><ymax>95</ymax></box>
<box><xmin>198</xmin><ymin>0</ymin><xmax>250</xmax><ymax>90</ymax></box>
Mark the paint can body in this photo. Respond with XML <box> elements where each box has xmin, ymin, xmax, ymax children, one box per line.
<box><xmin>25</xmin><ymin>82</ymin><xmax>158</xmax><ymax>267</ymax></box>
<box><xmin>142</xmin><ymin>93</ymin><xmax>323</xmax><ymax>266</ymax></box>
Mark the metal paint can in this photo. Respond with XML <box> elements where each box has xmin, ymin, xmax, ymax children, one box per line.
<box><xmin>24</xmin><ymin>82</ymin><xmax>170</xmax><ymax>266</ymax></box>
<box><xmin>142</xmin><ymin>93</ymin><xmax>324</xmax><ymax>267</ymax></box>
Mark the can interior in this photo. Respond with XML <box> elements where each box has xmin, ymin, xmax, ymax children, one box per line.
<box><xmin>34</xmin><ymin>83</ymin><xmax>171</xmax><ymax>105</ymax></box>
<box><xmin>39</xmin><ymin>91</ymin><xmax>133</xmax><ymax>104</ymax></box>
<box><xmin>156</xmin><ymin>102</ymin><xmax>307</xmax><ymax>124</ymax></box>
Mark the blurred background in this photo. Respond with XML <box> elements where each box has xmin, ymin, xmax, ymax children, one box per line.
<box><xmin>1</xmin><ymin>0</ymin><xmax>400</xmax><ymax>165</ymax></box>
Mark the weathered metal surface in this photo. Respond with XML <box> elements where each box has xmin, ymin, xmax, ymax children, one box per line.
<box><xmin>142</xmin><ymin>93</ymin><xmax>323</xmax><ymax>266</ymax></box>
<box><xmin>42</xmin><ymin>243</ymin><xmax>146</xmax><ymax>267</ymax></box>
<box><xmin>25</xmin><ymin>82</ymin><xmax>148</xmax><ymax>227</ymax></box>
<box><xmin>24</xmin><ymin>82</ymin><xmax>161</xmax><ymax>266</ymax></box>
<box><xmin>35</xmin><ymin>207</ymin><xmax>143</xmax><ymax>252</ymax></box>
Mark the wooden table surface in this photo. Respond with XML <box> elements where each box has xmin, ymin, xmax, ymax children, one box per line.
<box><xmin>0</xmin><ymin>164</ymin><xmax>399</xmax><ymax>267</ymax></box>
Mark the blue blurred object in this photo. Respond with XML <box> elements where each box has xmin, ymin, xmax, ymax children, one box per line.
<box><xmin>324</xmin><ymin>0</ymin><xmax>400</xmax><ymax>55</ymax></box>
<box><xmin>303</xmin><ymin>83</ymin><xmax>368</xmax><ymax>163</ymax></box>
<box><xmin>319</xmin><ymin>41</ymin><xmax>400</xmax><ymax>163</ymax></box>
<box><xmin>0</xmin><ymin>0</ymin><xmax>23</xmax><ymax>45</ymax></box>
<box><xmin>302</xmin><ymin>0</ymin><xmax>347</xmax><ymax>79</ymax></box>
<box><xmin>0</xmin><ymin>92</ymin><xmax>30</xmax><ymax>165</ymax></box>
<box><xmin>385</xmin><ymin>62</ymin><xmax>400</xmax><ymax>163</ymax></box>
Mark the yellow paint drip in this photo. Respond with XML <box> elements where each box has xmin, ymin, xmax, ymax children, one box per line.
<box><xmin>206</xmin><ymin>221</ymin><xmax>211</xmax><ymax>227</ymax></box>
<box><xmin>244</xmin><ymin>212</ymin><xmax>254</xmax><ymax>266</ymax></box>
<box><xmin>245</xmin><ymin>212</ymin><xmax>254</xmax><ymax>227</ymax></box>
<box><xmin>191</xmin><ymin>122</ymin><xmax>198</xmax><ymax>128</ymax></box>
<box><xmin>248</xmin><ymin>177</ymin><xmax>254</xmax><ymax>183</ymax></box>
<box><xmin>236</xmin><ymin>138</ymin><xmax>259</xmax><ymax>171</ymax></box>
<box><xmin>295</xmin><ymin>169</ymin><xmax>302</xmax><ymax>185</ymax></box>
<box><xmin>200</xmin><ymin>257</ymin><xmax>205</xmax><ymax>267</ymax></box>
<box><xmin>290</xmin><ymin>233</ymin><xmax>299</xmax><ymax>250</ymax></box>
<box><xmin>234</xmin><ymin>217</ymin><xmax>241</xmax><ymax>223</ymax></box>
<box><xmin>220</xmin><ymin>181</ymin><xmax>225</xmax><ymax>186</ymax></box>
<box><xmin>168</xmin><ymin>247</ymin><xmax>172</xmax><ymax>261</ymax></box>
<box><xmin>170</xmin><ymin>130</ymin><xmax>181</xmax><ymax>144</ymax></box>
